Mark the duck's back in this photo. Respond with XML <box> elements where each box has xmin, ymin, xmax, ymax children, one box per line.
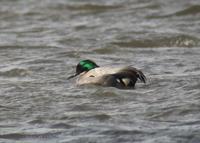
<box><xmin>80</xmin><ymin>66</ymin><xmax>123</xmax><ymax>77</ymax></box>
<box><xmin>76</xmin><ymin>66</ymin><xmax>146</xmax><ymax>89</ymax></box>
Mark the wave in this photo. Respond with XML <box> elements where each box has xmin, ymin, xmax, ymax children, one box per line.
<box><xmin>173</xmin><ymin>5</ymin><xmax>200</xmax><ymax>16</ymax></box>
<box><xmin>147</xmin><ymin>5</ymin><xmax>200</xmax><ymax>19</ymax></box>
<box><xmin>151</xmin><ymin>5</ymin><xmax>200</xmax><ymax>18</ymax></box>
<box><xmin>111</xmin><ymin>34</ymin><xmax>200</xmax><ymax>48</ymax></box>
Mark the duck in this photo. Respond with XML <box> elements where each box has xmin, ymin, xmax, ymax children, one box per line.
<box><xmin>67</xmin><ymin>59</ymin><xmax>146</xmax><ymax>89</ymax></box>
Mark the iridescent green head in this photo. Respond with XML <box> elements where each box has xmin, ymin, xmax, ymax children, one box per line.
<box><xmin>76</xmin><ymin>59</ymin><xmax>99</xmax><ymax>74</ymax></box>
<box><xmin>67</xmin><ymin>59</ymin><xmax>99</xmax><ymax>79</ymax></box>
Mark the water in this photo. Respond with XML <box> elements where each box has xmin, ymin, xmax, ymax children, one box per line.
<box><xmin>0</xmin><ymin>0</ymin><xmax>200</xmax><ymax>143</ymax></box>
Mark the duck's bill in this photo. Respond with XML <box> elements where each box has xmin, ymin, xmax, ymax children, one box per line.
<box><xmin>67</xmin><ymin>73</ymin><xmax>78</xmax><ymax>80</ymax></box>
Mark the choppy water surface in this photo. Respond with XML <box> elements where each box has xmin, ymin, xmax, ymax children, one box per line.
<box><xmin>0</xmin><ymin>0</ymin><xmax>200</xmax><ymax>143</ymax></box>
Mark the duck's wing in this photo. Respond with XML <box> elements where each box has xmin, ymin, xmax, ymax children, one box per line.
<box><xmin>109</xmin><ymin>66</ymin><xmax>146</xmax><ymax>88</ymax></box>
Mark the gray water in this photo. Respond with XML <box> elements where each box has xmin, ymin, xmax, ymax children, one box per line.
<box><xmin>0</xmin><ymin>0</ymin><xmax>200</xmax><ymax>143</ymax></box>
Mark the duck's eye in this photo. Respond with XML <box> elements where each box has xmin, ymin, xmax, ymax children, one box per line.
<box><xmin>89</xmin><ymin>75</ymin><xmax>95</xmax><ymax>77</ymax></box>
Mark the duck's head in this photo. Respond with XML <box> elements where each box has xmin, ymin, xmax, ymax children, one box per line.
<box><xmin>67</xmin><ymin>59</ymin><xmax>99</xmax><ymax>79</ymax></box>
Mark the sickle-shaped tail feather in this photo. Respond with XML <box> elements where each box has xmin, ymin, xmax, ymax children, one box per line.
<box><xmin>136</xmin><ymin>70</ymin><xmax>146</xmax><ymax>83</ymax></box>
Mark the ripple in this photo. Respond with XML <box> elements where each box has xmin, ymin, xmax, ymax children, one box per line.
<box><xmin>93</xmin><ymin>90</ymin><xmax>120</xmax><ymax>96</ymax></box>
<box><xmin>0</xmin><ymin>45</ymin><xmax>57</xmax><ymax>50</ymax></box>
<box><xmin>0</xmin><ymin>131</ymin><xmax>62</xmax><ymax>140</ymax></box>
<box><xmin>50</xmin><ymin>123</ymin><xmax>76</xmax><ymax>129</ymax></box>
<box><xmin>146</xmin><ymin>103</ymin><xmax>200</xmax><ymax>122</ymax></box>
<box><xmin>50</xmin><ymin>3</ymin><xmax>123</xmax><ymax>14</ymax></box>
<box><xmin>93</xmin><ymin>114</ymin><xmax>111</xmax><ymax>121</ymax></box>
<box><xmin>26</xmin><ymin>59</ymin><xmax>61</xmax><ymax>65</ymax></box>
<box><xmin>92</xmin><ymin>47</ymin><xmax>115</xmax><ymax>54</ymax></box>
<box><xmin>101</xmin><ymin>129</ymin><xmax>152</xmax><ymax>136</ymax></box>
<box><xmin>28</xmin><ymin>119</ymin><xmax>46</xmax><ymax>125</ymax></box>
<box><xmin>0</xmin><ymin>68</ymin><xmax>30</xmax><ymax>77</ymax></box>
<box><xmin>56</xmin><ymin>51</ymin><xmax>80</xmax><ymax>58</ymax></box>
<box><xmin>175</xmin><ymin>120</ymin><xmax>200</xmax><ymax>126</ymax></box>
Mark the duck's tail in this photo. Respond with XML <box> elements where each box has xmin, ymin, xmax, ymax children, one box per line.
<box><xmin>120</xmin><ymin>67</ymin><xmax>146</xmax><ymax>82</ymax></box>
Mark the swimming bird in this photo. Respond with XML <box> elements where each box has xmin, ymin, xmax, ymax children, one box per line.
<box><xmin>68</xmin><ymin>59</ymin><xmax>146</xmax><ymax>89</ymax></box>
